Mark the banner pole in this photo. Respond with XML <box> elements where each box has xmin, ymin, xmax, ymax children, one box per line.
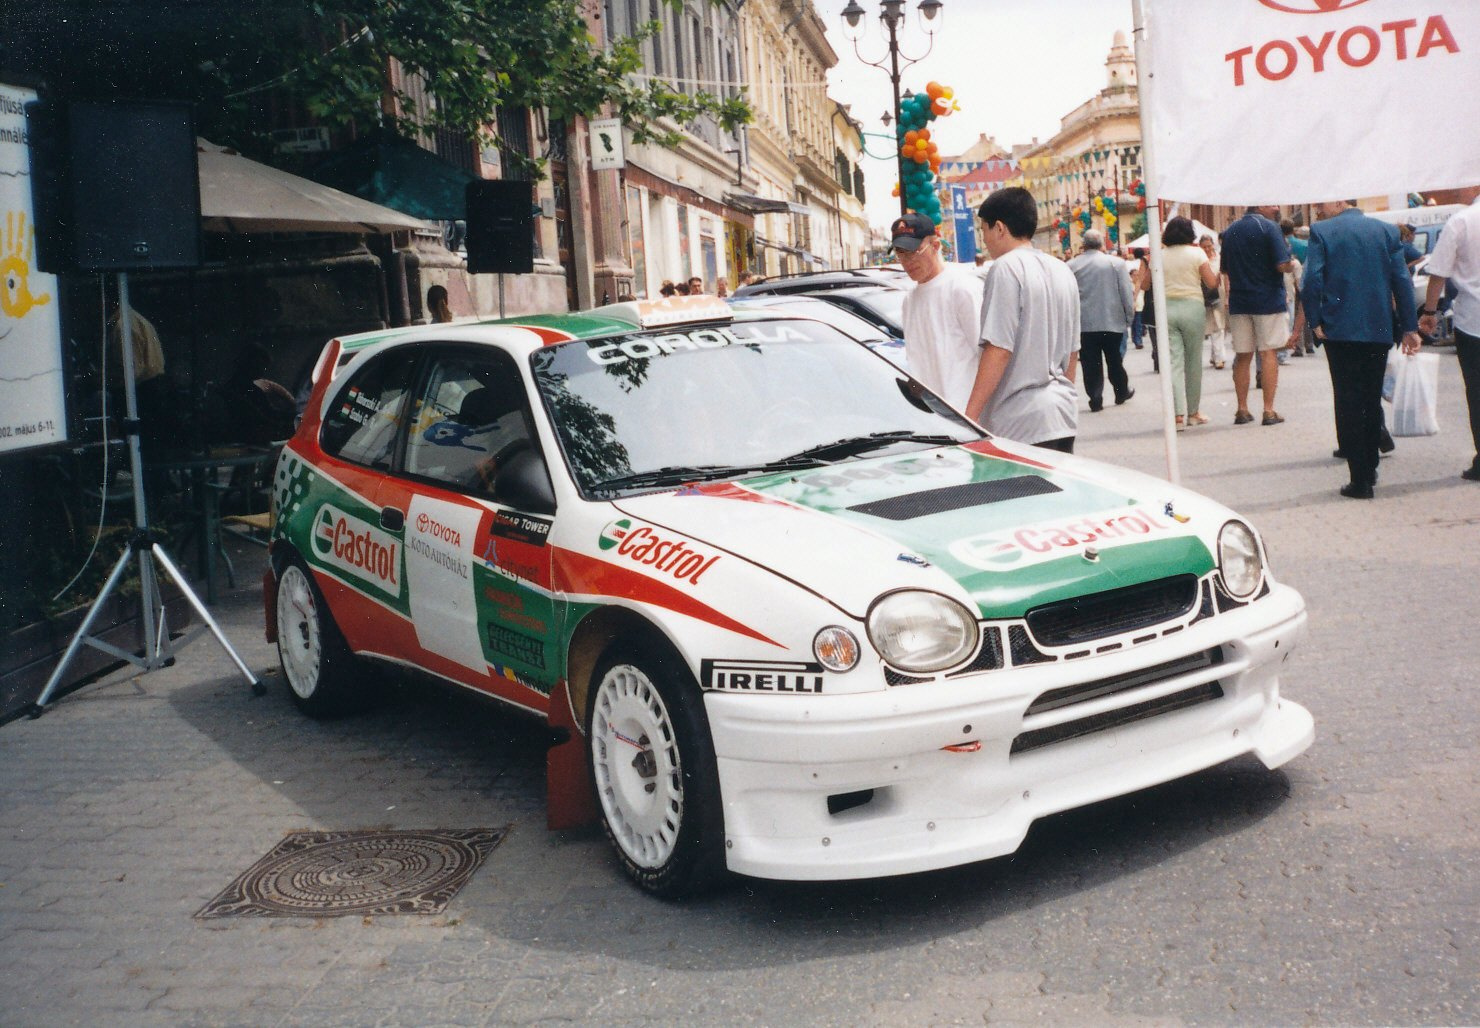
<box><xmin>1132</xmin><ymin>0</ymin><xmax>1181</xmax><ymax>485</ymax></box>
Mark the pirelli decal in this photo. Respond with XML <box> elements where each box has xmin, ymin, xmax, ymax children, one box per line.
<box><xmin>701</xmin><ymin>659</ymin><xmax>825</xmax><ymax>694</ymax></box>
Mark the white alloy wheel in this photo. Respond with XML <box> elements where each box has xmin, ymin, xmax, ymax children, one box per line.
<box><xmin>277</xmin><ymin>563</ymin><xmax>324</xmax><ymax>701</ymax></box>
<box><xmin>590</xmin><ymin>663</ymin><xmax>684</xmax><ymax>869</ymax></box>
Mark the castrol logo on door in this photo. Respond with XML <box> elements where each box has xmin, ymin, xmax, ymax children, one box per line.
<box><xmin>313</xmin><ymin>504</ymin><xmax>403</xmax><ymax>597</ymax></box>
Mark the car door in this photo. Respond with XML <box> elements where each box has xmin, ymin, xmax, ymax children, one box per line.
<box><xmin>306</xmin><ymin>348</ymin><xmax>422</xmax><ymax>653</ymax></box>
<box><xmin>379</xmin><ymin>347</ymin><xmax>559</xmax><ymax>705</ymax></box>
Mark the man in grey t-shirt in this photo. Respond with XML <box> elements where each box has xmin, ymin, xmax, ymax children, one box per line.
<box><xmin>966</xmin><ymin>188</ymin><xmax>1081</xmax><ymax>451</ymax></box>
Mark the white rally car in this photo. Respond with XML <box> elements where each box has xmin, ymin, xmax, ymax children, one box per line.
<box><xmin>267</xmin><ymin>295</ymin><xmax>1313</xmax><ymax>897</ymax></box>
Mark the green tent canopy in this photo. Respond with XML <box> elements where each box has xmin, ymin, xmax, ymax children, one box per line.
<box><xmin>310</xmin><ymin>131</ymin><xmax>478</xmax><ymax>222</ymax></box>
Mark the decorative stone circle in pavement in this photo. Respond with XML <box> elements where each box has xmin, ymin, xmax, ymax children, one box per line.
<box><xmin>195</xmin><ymin>828</ymin><xmax>507</xmax><ymax>919</ymax></box>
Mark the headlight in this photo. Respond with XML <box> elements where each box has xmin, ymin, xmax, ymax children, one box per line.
<box><xmin>1218</xmin><ymin>520</ymin><xmax>1263</xmax><ymax>599</ymax></box>
<box><xmin>867</xmin><ymin>590</ymin><xmax>978</xmax><ymax>673</ymax></box>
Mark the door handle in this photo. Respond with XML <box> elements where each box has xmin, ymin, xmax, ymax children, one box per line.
<box><xmin>380</xmin><ymin>506</ymin><xmax>405</xmax><ymax>532</ymax></box>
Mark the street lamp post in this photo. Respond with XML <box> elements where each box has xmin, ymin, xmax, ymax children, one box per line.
<box><xmin>841</xmin><ymin>0</ymin><xmax>944</xmax><ymax>217</ymax></box>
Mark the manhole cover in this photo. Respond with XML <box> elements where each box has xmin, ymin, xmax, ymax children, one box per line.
<box><xmin>195</xmin><ymin>827</ymin><xmax>506</xmax><ymax>919</ymax></box>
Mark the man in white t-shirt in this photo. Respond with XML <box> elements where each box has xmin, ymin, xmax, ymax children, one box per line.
<box><xmin>893</xmin><ymin>212</ymin><xmax>984</xmax><ymax>411</ymax></box>
<box><xmin>966</xmin><ymin>187</ymin><xmax>1081</xmax><ymax>451</ymax></box>
<box><xmin>1419</xmin><ymin>183</ymin><xmax>1480</xmax><ymax>482</ymax></box>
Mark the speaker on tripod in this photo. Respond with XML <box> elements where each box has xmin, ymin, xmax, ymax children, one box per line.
<box><xmin>25</xmin><ymin>99</ymin><xmax>260</xmax><ymax>715</ymax></box>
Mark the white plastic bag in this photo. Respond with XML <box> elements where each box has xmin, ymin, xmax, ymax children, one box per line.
<box><xmin>1389</xmin><ymin>351</ymin><xmax>1440</xmax><ymax>437</ymax></box>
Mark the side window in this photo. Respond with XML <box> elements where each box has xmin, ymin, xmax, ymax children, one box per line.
<box><xmin>403</xmin><ymin>352</ymin><xmax>533</xmax><ymax>497</ymax></box>
<box><xmin>320</xmin><ymin>351</ymin><xmax>419</xmax><ymax>469</ymax></box>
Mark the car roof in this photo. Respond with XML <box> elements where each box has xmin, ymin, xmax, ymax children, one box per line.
<box><xmin>329</xmin><ymin>296</ymin><xmax>787</xmax><ymax>359</ymax></box>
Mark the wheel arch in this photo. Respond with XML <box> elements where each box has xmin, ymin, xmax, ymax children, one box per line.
<box><xmin>563</xmin><ymin>605</ymin><xmax>692</xmax><ymax>735</ymax></box>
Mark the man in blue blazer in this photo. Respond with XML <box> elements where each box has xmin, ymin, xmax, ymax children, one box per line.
<box><xmin>1302</xmin><ymin>201</ymin><xmax>1422</xmax><ymax>499</ymax></box>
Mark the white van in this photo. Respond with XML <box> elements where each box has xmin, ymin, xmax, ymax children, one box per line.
<box><xmin>1370</xmin><ymin>204</ymin><xmax>1465</xmax><ymax>257</ymax></box>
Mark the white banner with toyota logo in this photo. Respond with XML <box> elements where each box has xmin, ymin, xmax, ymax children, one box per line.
<box><xmin>1139</xmin><ymin>0</ymin><xmax>1480</xmax><ymax>203</ymax></box>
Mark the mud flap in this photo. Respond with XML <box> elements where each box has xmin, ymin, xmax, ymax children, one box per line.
<box><xmin>262</xmin><ymin>568</ymin><xmax>278</xmax><ymax>644</ymax></box>
<box><xmin>546</xmin><ymin>678</ymin><xmax>598</xmax><ymax>830</ymax></box>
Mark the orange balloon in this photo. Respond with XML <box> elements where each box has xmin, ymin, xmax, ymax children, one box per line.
<box><xmin>903</xmin><ymin>130</ymin><xmax>919</xmax><ymax>145</ymax></box>
<box><xmin>926</xmin><ymin>81</ymin><xmax>943</xmax><ymax>99</ymax></box>
<box><xmin>917</xmin><ymin>127</ymin><xmax>931</xmax><ymax>141</ymax></box>
<box><xmin>892</xmin><ymin>184</ymin><xmax>901</xmax><ymax>197</ymax></box>
<box><xmin>927</xmin><ymin>141</ymin><xmax>938</xmax><ymax>153</ymax></box>
<box><xmin>912</xmin><ymin>151</ymin><xmax>928</xmax><ymax>164</ymax></box>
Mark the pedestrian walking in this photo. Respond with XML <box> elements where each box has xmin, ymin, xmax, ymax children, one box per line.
<box><xmin>892</xmin><ymin>212</ymin><xmax>984</xmax><ymax>411</ymax></box>
<box><xmin>966</xmin><ymin>187</ymin><xmax>1080</xmax><ymax>452</ymax></box>
<box><xmin>1068</xmin><ymin>229</ymin><xmax>1135</xmax><ymax>412</ymax></box>
<box><xmin>1221</xmin><ymin>205</ymin><xmax>1295</xmax><ymax>425</ymax></box>
<box><xmin>1303</xmin><ymin>199</ymin><xmax>1421</xmax><ymax>499</ymax></box>
<box><xmin>1200</xmin><ymin>235</ymin><xmax>1228</xmax><ymax>370</ymax></box>
<box><xmin>1418</xmin><ymin>183</ymin><xmax>1480</xmax><ymax>482</ymax></box>
<box><xmin>1160</xmin><ymin>217</ymin><xmax>1220</xmax><ymax>428</ymax></box>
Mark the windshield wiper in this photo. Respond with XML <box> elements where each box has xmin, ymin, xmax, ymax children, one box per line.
<box><xmin>780</xmin><ymin>431</ymin><xmax>965</xmax><ymax>463</ymax></box>
<box><xmin>591</xmin><ymin>457</ymin><xmax>822</xmax><ymax>495</ymax></box>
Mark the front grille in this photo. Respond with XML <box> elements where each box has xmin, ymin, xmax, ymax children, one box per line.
<box><xmin>847</xmin><ymin>475</ymin><xmax>1060</xmax><ymax>521</ymax></box>
<box><xmin>1024</xmin><ymin>575</ymin><xmax>1199</xmax><ymax>647</ymax></box>
<box><xmin>1011</xmin><ymin>681</ymin><xmax>1225</xmax><ymax>756</ymax></box>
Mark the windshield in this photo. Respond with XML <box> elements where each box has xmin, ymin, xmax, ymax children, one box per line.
<box><xmin>530</xmin><ymin>318</ymin><xmax>980</xmax><ymax>498</ymax></box>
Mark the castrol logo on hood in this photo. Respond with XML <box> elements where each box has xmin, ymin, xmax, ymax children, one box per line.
<box><xmin>951</xmin><ymin>505</ymin><xmax>1183</xmax><ymax>571</ymax></box>
<box><xmin>313</xmin><ymin>504</ymin><xmax>403</xmax><ymax>597</ymax></box>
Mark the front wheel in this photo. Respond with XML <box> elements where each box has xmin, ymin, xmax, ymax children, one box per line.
<box><xmin>587</xmin><ymin>645</ymin><xmax>725</xmax><ymax>898</ymax></box>
<box><xmin>274</xmin><ymin>560</ymin><xmax>367</xmax><ymax>718</ymax></box>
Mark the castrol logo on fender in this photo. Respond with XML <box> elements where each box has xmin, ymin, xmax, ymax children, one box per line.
<box><xmin>599</xmin><ymin>519</ymin><xmax>720</xmax><ymax>586</ymax></box>
<box><xmin>313</xmin><ymin>504</ymin><xmax>402</xmax><ymax>596</ymax></box>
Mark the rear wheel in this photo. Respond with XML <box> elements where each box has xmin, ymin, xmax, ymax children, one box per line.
<box><xmin>587</xmin><ymin>644</ymin><xmax>725</xmax><ymax>898</ymax></box>
<box><xmin>274</xmin><ymin>560</ymin><xmax>367</xmax><ymax>718</ymax></box>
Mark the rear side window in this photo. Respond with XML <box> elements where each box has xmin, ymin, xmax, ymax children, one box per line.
<box><xmin>320</xmin><ymin>351</ymin><xmax>420</xmax><ymax>469</ymax></box>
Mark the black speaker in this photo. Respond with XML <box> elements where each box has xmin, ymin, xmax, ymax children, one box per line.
<box><xmin>465</xmin><ymin>180</ymin><xmax>534</xmax><ymax>275</ymax></box>
<box><xmin>26</xmin><ymin>99</ymin><xmax>201</xmax><ymax>274</ymax></box>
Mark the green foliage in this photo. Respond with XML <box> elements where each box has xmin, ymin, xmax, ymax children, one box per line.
<box><xmin>10</xmin><ymin>0</ymin><xmax>751</xmax><ymax>178</ymax></box>
<box><xmin>207</xmin><ymin>0</ymin><xmax>752</xmax><ymax>174</ymax></box>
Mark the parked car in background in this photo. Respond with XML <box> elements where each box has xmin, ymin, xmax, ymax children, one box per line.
<box><xmin>267</xmin><ymin>295</ymin><xmax>1313</xmax><ymax>898</ymax></box>
<box><xmin>728</xmin><ymin>293</ymin><xmax>906</xmax><ymax>369</ymax></box>
<box><xmin>1370</xmin><ymin>204</ymin><xmax>1465</xmax><ymax>258</ymax></box>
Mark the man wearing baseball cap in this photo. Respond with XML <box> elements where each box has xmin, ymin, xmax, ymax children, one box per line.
<box><xmin>893</xmin><ymin>212</ymin><xmax>984</xmax><ymax>412</ymax></box>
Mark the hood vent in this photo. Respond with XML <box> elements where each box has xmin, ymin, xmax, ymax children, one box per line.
<box><xmin>847</xmin><ymin>475</ymin><xmax>1061</xmax><ymax>521</ymax></box>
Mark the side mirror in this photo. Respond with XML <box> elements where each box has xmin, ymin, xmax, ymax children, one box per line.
<box><xmin>494</xmin><ymin>447</ymin><xmax>556</xmax><ymax>515</ymax></box>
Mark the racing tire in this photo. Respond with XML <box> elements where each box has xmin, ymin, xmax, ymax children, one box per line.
<box><xmin>587</xmin><ymin>643</ymin><xmax>726</xmax><ymax>899</ymax></box>
<box><xmin>274</xmin><ymin>559</ymin><xmax>368</xmax><ymax>719</ymax></box>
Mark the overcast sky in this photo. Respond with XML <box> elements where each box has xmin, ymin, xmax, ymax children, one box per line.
<box><xmin>821</xmin><ymin>0</ymin><xmax>1135</xmax><ymax>227</ymax></box>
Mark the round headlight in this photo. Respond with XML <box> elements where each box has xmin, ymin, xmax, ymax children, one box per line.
<box><xmin>1218</xmin><ymin>520</ymin><xmax>1264</xmax><ymax>599</ymax></box>
<box><xmin>866</xmin><ymin>590</ymin><xmax>978</xmax><ymax>673</ymax></box>
<box><xmin>813</xmin><ymin>626</ymin><xmax>860</xmax><ymax>672</ymax></box>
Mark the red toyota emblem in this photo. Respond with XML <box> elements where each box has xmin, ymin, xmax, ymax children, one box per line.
<box><xmin>1258</xmin><ymin>0</ymin><xmax>1372</xmax><ymax>12</ymax></box>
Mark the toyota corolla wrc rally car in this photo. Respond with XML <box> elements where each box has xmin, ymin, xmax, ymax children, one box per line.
<box><xmin>266</xmin><ymin>294</ymin><xmax>1314</xmax><ymax>898</ymax></box>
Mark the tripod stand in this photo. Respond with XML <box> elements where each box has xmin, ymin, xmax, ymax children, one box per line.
<box><xmin>30</xmin><ymin>273</ymin><xmax>262</xmax><ymax>717</ymax></box>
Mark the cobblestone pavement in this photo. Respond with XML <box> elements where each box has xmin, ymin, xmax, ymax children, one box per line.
<box><xmin>2</xmin><ymin>342</ymin><xmax>1477</xmax><ymax>1027</ymax></box>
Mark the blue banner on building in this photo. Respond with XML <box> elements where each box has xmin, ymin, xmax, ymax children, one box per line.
<box><xmin>950</xmin><ymin>185</ymin><xmax>976</xmax><ymax>263</ymax></box>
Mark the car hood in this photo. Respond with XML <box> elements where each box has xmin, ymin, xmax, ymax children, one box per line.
<box><xmin>612</xmin><ymin>439</ymin><xmax>1228</xmax><ymax>620</ymax></box>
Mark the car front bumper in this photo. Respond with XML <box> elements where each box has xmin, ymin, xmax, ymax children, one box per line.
<box><xmin>705</xmin><ymin>582</ymin><xmax>1312</xmax><ymax>882</ymax></box>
